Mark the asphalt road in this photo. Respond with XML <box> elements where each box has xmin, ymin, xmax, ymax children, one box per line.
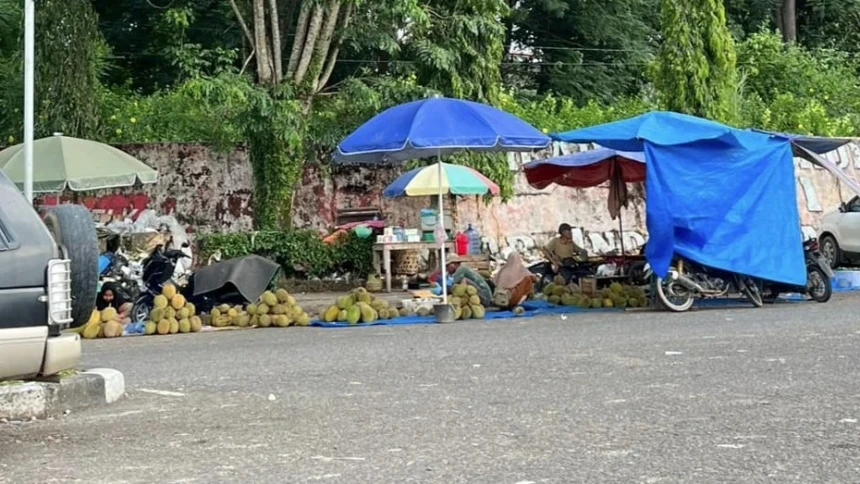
<box><xmin>3</xmin><ymin>295</ymin><xmax>860</xmax><ymax>484</ymax></box>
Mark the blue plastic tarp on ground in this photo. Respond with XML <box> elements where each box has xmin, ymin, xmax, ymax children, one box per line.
<box><xmin>552</xmin><ymin>111</ymin><xmax>806</xmax><ymax>286</ymax></box>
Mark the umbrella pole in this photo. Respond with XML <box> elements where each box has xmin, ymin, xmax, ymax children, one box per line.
<box><xmin>618</xmin><ymin>212</ymin><xmax>625</xmax><ymax>264</ymax></box>
<box><xmin>438</xmin><ymin>156</ymin><xmax>447</xmax><ymax>305</ymax></box>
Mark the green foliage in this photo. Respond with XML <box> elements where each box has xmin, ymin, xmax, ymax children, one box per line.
<box><xmin>34</xmin><ymin>0</ymin><xmax>106</xmax><ymax>138</ymax></box>
<box><xmin>510</xmin><ymin>0</ymin><xmax>659</xmax><ymax>103</ymax></box>
<box><xmin>197</xmin><ymin>229</ymin><xmax>374</xmax><ymax>278</ymax></box>
<box><xmin>400</xmin><ymin>0</ymin><xmax>509</xmax><ymax>103</ymax></box>
<box><xmin>654</xmin><ymin>0</ymin><xmax>739</xmax><ymax>124</ymax></box>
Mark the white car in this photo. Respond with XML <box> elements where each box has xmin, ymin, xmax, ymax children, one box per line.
<box><xmin>818</xmin><ymin>196</ymin><xmax>860</xmax><ymax>269</ymax></box>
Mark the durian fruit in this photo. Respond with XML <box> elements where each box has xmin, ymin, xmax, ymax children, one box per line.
<box><xmin>177</xmin><ymin>307</ymin><xmax>190</xmax><ymax>320</ymax></box>
<box><xmin>275</xmin><ymin>288</ymin><xmax>290</xmax><ymax>303</ymax></box>
<box><xmin>552</xmin><ymin>285</ymin><xmax>567</xmax><ymax>297</ymax></box>
<box><xmin>246</xmin><ymin>303</ymin><xmax>258</xmax><ymax>315</ymax></box>
<box><xmin>471</xmin><ymin>305</ymin><xmax>485</xmax><ymax>319</ymax></box>
<box><xmin>100</xmin><ymin>307</ymin><xmax>118</xmax><ymax>323</ymax></box>
<box><xmin>217</xmin><ymin>304</ymin><xmax>231</xmax><ymax>313</ymax></box>
<box><xmin>356</xmin><ymin>292</ymin><xmax>372</xmax><ymax>304</ymax></box>
<box><xmin>87</xmin><ymin>310</ymin><xmax>101</xmax><ymax>326</ymax></box>
<box><xmin>513</xmin><ymin>306</ymin><xmax>525</xmax><ymax>316</ymax></box>
<box><xmin>227</xmin><ymin>308</ymin><xmax>239</xmax><ymax>318</ymax></box>
<box><xmin>235</xmin><ymin>315</ymin><xmax>250</xmax><ymax>327</ymax></box>
<box><xmin>452</xmin><ymin>285</ymin><xmax>468</xmax><ymax>297</ymax></box>
<box><xmin>258</xmin><ymin>314</ymin><xmax>272</xmax><ymax>327</ymax></box>
<box><xmin>97</xmin><ymin>323</ymin><xmax>105</xmax><ymax>338</ymax></box>
<box><xmin>399</xmin><ymin>307</ymin><xmax>412</xmax><ymax>317</ymax></box>
<box><xmin>336</xmin><ymin>295</ymin><xmax>354</xmax><ymax>310</ymax></box>
<box><xmin>548</xmin><ymin>295</ymin><xmax>561</xmax><ymax>305</ymax></box>
<box><xmin>603</xmin><ymin>298</ymin><xmax>614</xmax><ymax>308</ymax></box>
<box><xmin>468</xmin><ymin>295</ymin><xmax>481</xmax><ymax>305</ymax></box>
<box><xmin>615</xmin><ymin>298</ymin><xmax>628</xmax><ymax>309</ymax></box>
<box><xmin>261</xmin><ymin>291</ymin><xmax>278</xmax><ymax>307</ymax></box>
<box><xmin>156</xmin><ymin>319</ymin><xmax>171</xmax><ymax>335</ymax></box>
<box><xmin>286</xmin><ymin>295</ymin><xmax>297</xmax><ymax>306</ymax></box>
<box><xmin>450</xmin><ymin>296</ymin><xmax>463</xmax><ymax>307</ymax></box>
<box><xmin>186</xmin><ymin>302</ymin><xmax>196</xmax><ymax>316</ymax></box>
<box><xmin>609</xmin><ymin>282</ymin><xmax>624</xmax><ymax>295</ymax></box>
<box><xmin>210</xmin><ymin>308</ymin><xmax>222</xmax><ymax>319</ymax></box>
<box><xmin>465</xmin><ymin>285</ymin><xmax>478</xmax><ymax>296</ymax></box>
<box><xmin>153</xmin><ymin>294</ymin><xmax>168</xmax><ymax>309</ymax></box>
<box><xmin>189</xmin><ymin>316</ymin><xmax>202</xmax><ymax>332</ymax></box>
<box><xmin>359</xmin><ymin>304</ymin><xmax>377</xmax><ymax>323</ymax></box>
<box><xmin>590</xmin><ymin>298</ymin><xmax>602</xmax><ymax>309</ymax></box>
<box><xmin>454</xmin><ymin>305</ymin><xmax>463</xmax><ymax>320</ymax></box>
<box><xmin>627</xmin><ymin>297</ymin><xmax>640</xmax><ymax>308</ymax></box>
<box><xmin>82</xmin><ymin>323</ymin><xmax>101</xmax><ymax>339</ymax></box>
<box><xmin>323</xmin><ymin>306</ymin><xmax>340</xmax><ymax>322</ymax></box>
<box><xmin>273</xmin><ymin>315</ymin><xmax>290</xmax><ymax>327</ymax></box>
<box><xmin>170</xmin><ymin>294</ymin><xmax>186</xmax><ymax>310</ymax></box>
<box><xmin>337</xmin><ymin>309</ymin><xmax>348</xmax><ymax>322</ymax></box>
<box><xmin>370</xmin><ymin>299</ymin><xmax>388</xmax><ymax>311</ymax></box>
<box><xmin>542</xmin><ymin>283</ymin><xmax>556</xmax><ymax>297</ymax></box>
<box><xmin>560</xmin><ymin>294</ymin><xmax>578</xmax><ymax>306</ymax></box>
<box><xmin>178</xmin><ymin>318</ymin><xmax>191</xmax><ymax>333</ymax></box>
<box><xmin>346</xmin><ymin>306</ymin><xmax>361</xmax><ymax>324</ymax></box>
<box><xmin>150</xmin><ymin>308</ymin><xmax>165</xmax><ymax>322</ymax></box>
<box><xmin>162</xmin><ymin>283</ymin><xmax>178</xmax><ymax>299</ymax></box>
<box><xmin>272</xmin><ymin>304</ymin><xmax>287</xmax><ymax>315</ymax></box>
<box><xmin>552</xmin><ymin>275</ymin><xmax>566</xmax><ymax>286</ymax></box>
<box><xmin>169</xmin><ymin>319</ymin><xmax>179</xmax><ymax>334</ymax></box>
<box><xmin>164</xmin><ymin>307</ymin><xmax>176</xmax><ymax>320</ymax></box>
<box><xmin>295</xmin><ymin>313</ymin><xmax>311</xmax><ymax>326</ymax></box>
<box><xmin>461</xmin><ymin>305</ymin><xmax>473</xmax><ymax>319</ymax></box>
<box><xmin>144</xmin><ymin>321</ymin><xmax>157</xmax><ymax>335</ymax></box>
<box><xmin>577</xmin><ymin>298</ymin><xmax>591</xmax><ymax>309</ymax></box>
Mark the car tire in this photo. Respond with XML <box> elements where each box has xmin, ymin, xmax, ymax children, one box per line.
<box><xmin>820</xmin><ymin>235</ymin><xmax>841</xmax><ymax>269</ymax></box>
<box><xmin>43</xmin><ymin>205</ymin><xmax>98</xmax><ymax>327</ymax></box>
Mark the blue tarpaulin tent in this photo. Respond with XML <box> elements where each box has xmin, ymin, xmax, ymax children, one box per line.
<box><xmin>551</xmin><ymin>111</ymin><xmax>807</xmax><ymax>286</ymax></box>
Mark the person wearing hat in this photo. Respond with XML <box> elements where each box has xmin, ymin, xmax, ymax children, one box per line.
<box><xmin>542</xmin><ymin>223</ymin><xmax>588</xmax><ymax>283</ymax></box>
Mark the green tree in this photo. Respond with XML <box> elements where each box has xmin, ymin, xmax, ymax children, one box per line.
<box><xmin>654</xmin><ymin>0</ymin><xmax>739</xmax><ymax>123</ymax></box>
<box><xmin>508</xmin><ymin>0</ymin><xmax>659</xmax><ymax>103</ymax></box>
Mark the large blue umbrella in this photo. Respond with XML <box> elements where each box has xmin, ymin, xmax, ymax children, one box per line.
<box><xmin>335</xmin><ymin>96</ymin><xmax>550</xmax><ymax>303</ymax></box>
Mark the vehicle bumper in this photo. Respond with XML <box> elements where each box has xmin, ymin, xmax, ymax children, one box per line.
<box><xmin>0</xmin><ymin>326</ymin><xmax>48</xmax><ymax>380</ymax></box>
<box><xmin>41</xmin><ymin>333</ymin><xmax>81</xmax><ymax>376</ymax></box>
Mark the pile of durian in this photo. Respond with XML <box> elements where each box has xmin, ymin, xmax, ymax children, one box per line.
<box><xmin>539</xmin><ymin>278</ymin><xmax>648</xmax><ymax>309</ymax></box>
<box><xmin>144</xmin><ymin>283</ymin><xmax>203</xmax><ymax>335</ymax></box>
<box><xmin>80</xmin><ymin>307</ymin><xmax>126</xmax><ymax>339</ymax></box>
<box><xmin>205</xmin><ymin>288</ymin><xmax>311</xmax><ymax>328</ymax></box>
<box><xmin>448</xmin><ymin>283</ymin><xmax>486</xmax><ymax>320</ymax></box>
<box><xmin>320</xmin><ymin>287</ymin><xmax>407</xmax><ymax>324</ymax></box>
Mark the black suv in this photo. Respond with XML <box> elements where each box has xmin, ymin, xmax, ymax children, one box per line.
<box><xmin>0</xmin><ymin>168</ymin><xmax>97</xmax><ymax>380</ymax></box>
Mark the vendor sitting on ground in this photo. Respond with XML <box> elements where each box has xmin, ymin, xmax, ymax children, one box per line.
<box><xmin>492</xmin><ymin>252</ymin><xmax>537</xmax><ymax>309</ymax></box>
<box><xmin>429</xmin><ymin>256</ymin><xmax>493</xmax><ymax>306</ymax></box>
<box><xmin>543</xmin><ymin>223</ymin><xmax>589</xmax><ymax>283</ymax></box>
<box><xmin>96</xmin><ymin>282</ymin><xmax>132</xmax><ymax>324</ymax></box>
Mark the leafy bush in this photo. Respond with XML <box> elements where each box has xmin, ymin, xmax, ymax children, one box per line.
<box><xmin>196</xmin><ymin>229</ymin><xmax>374</xmax><ymax>279</ymax></box>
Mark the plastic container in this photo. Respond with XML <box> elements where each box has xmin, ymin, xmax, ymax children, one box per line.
<box><xmin>455</xmin><ymin>232</ymin><xmax>469</xmax><ymax>256</ymax></box>
<box><xmin>420</xmin><ymin>209</ymin><xmax>437</xmax><ymax>232</ymax></box>
<box><xmin>465</xmin><ymin>223</ymin><xmax>481</xmax><ymax>254</ymax></box>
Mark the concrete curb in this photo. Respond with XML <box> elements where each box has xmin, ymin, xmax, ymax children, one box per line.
<box><xmin>0</xmin><ymin>368</ymin><xmax>124</xmax><ymax>421</ymax></box>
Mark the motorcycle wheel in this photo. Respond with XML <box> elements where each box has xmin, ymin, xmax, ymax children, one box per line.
<box><xmin>737</xmin><ymin>276</ymin><xmax>764</xmax><ymax>308</ymax></box>
<box><xmin>806</xmin><ymin>265</ymin><xmax>832</xmax><ymax>303</ymax></box>
<box><xmin>131</xmin><ymin>296</ymin><xmax>153</xmax><ymax>324</ymax></box>
<box><xmin>655</xmin><ymin>275</ymin><xmax>695</xmax><ymax>312</ymax></box>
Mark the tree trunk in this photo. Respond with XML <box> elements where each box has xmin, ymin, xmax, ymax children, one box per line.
<box><xmin>252</xmin><ymin>0</ymin><xmax>274</xmax><ymax>84</ymax></box>
<box><xmin>293</xmin><ymin>4</ymin><xmax>324</xmax><ymax>86</ymax></box>
<box><xmin>310</xmin><ymin>0</ymin><xmax>342</xmax><ymax>92</ymax></box>
<box><xmin>778</xmin><ymin>0</ymin><xmax>797</xmax><ymax>42</ymax></box>
<box><xmin>318</xmin><ymin>1</ymin><xmax>353</xmax><ymax>91</ymax></box>
<box><xmin>268</xmin><ymin>0</ymin><xmax>283</xmax><ymax>82</ymax></box>
<box><xmin>286</xmin><ymin>4</ymin><xmax>311</xmax><ymax>77</ymax></box>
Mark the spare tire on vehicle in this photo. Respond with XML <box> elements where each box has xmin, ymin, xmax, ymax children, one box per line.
<box><xmin>43</xmin><ymin>205</ymin><xmax>98</xmax><ymax>327</ymax></box>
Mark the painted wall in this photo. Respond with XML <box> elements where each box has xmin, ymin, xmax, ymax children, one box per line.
<box><xmin>35</xmin><ymin>142</ymin><xmax>858</xmax><ymax>256</ymax></box>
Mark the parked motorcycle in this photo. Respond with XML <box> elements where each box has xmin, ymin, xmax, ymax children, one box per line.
<box><xmin>129</xmin><ymin>245</ymin><xmax>191</xmax><ymax>323</ymax></box>
<box><xmin>99</xmin><ymin>249</ymin><xmax>144</xmax><ymax>302</ymax></box>
<box><xmin>646</xmin><ymin>257</ymin><xmax>763</xmax><ymax>312</ymax></box>
<box><xmin>761</xmin><ymin>237</ymin><xmax>833</xmax><ymax>303</ymax></box>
